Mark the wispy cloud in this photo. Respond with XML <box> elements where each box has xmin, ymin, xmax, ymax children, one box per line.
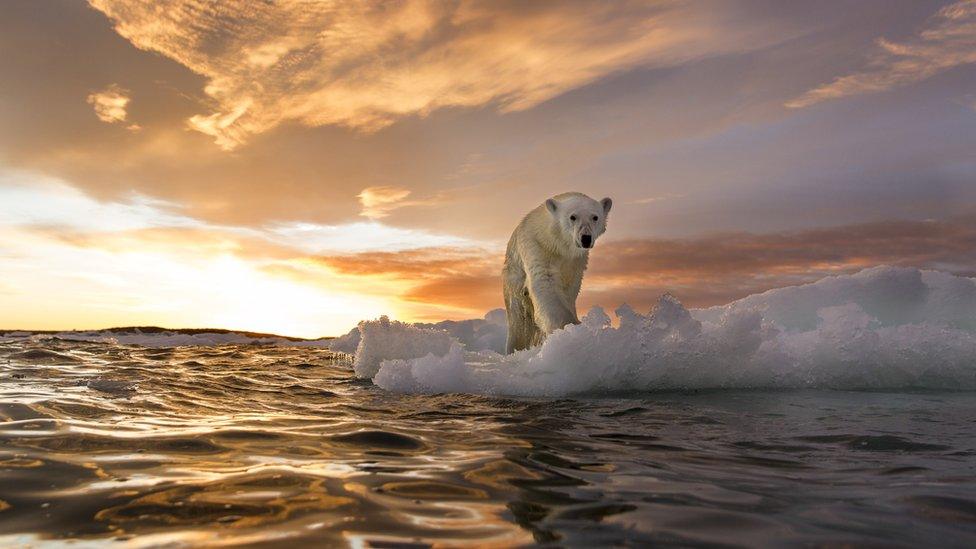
<box><xmin>586</xmin><ymin>217</ymin><xmax>976</xmax><ymax>310</ymax></box>
<box><xmin>356</xmin><ymin>185</ymin><xmax>446</xmax><ymax>220</ymax></box>
<box><xmin>0</xmin><ymin>172</ymin><xmax>196</xmax><ymax>232</ymax></box>
<box><xmin>268</xmin><ymin>220</ymin><xmax>475</xmax><ymax>254</ymax></box>
<box><xmin>357</xmin><ymin>186</ymin><xmax>413</xmax><ymax>220</ymax></box>
<box><xmin>88</xmin><ymin>0</ymin><xmax>783</xmax><ymax>149</ymax></box>
<box><xmin>311</xmin><ymin>247</ymin><xmax>501</xmax><ymax>317</ymax></box>
<box><xmin>86</xmin><ymin>83</ymin><xmax>132</xmax><ymax>124</ymax></box>
<box><xmin>788</xmin><ymin>0</ymin><xmax>976</xmax><ymax>108</ymax></box>
<box><xmin>308</xmin><ymin>217</ymin><xmax>976</xmax><ymax>315</ymax></box>
<box><xmin>628</xmin><ymin>193</ymin><xmax>684</xmax><ymax>205</ymax></box>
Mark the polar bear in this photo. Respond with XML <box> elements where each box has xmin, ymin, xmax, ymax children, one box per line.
<box><xmin>503</xmin><ymin>192</ymin><xmax>612</xmax><ymax>353</ymax></box>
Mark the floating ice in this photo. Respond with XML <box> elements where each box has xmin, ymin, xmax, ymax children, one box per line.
<box><xmin>326</xmin><ymin>309</ymin><xmax>507</xmax><ymax>356</ymax></box>
<box><xmin>325</xmin><ymin>325</ymin><xmax>362</xmax><ymax>354</ymax></box>
<box><xmin>362</xmin><ymin>267</ymin><xmax>976</xmax><ymax>396</ymax></box>
<box><xmin>414</xmin><ymin>308</ymin><xmax>508</xmax><ymax>353</ymax></box>
<box><xmin>353</xmin><ymin>316</ymin><xmax>454</xmax><ymax>378</ymax></box>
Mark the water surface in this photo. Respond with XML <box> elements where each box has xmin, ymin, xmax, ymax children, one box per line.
<box><xmin>1</xmin><ymin>339</ymin><xmax>974</xmax><ymax>547</ymax></box>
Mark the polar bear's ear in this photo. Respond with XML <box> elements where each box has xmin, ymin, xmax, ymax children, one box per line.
<box><xmin>545</xmin><ymin>199</ymin><xmax>558</xmax><ymax>216</ymax></box>
<box><xmin>601</xmin><ymin>197</ymin><xmax>613</xmax><ymax>214</ymax></box>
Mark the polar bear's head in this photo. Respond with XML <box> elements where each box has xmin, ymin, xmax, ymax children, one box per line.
<box><xmin>545</xmin><ymin>193</ymin><xmax>613</xmax><ymax>252</ymax></box>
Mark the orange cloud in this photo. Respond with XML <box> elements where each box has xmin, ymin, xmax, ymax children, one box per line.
<box><xmin>30</xmin><ymin>226</ymin><xmax>292</xmax><ymax>260</ymax></box>
<box><xmin>404</xmin><ymin>274</ymin><xmax>501</xmax><ymax>317</ymax></box>
<box><xmin>788</xmin><ymin>0</ymin><xmax>976</xmax><ymax>108</ymax></box>
<box><xmin>358</xmin><ymin>186</ymin><xmax>412</xmax><ymax>220</ymax></box>
<box><xmin>581</xmin><ymin>217</ymin><xmax>976</xmax><ymax>310</ymax></box>
<box><xmin>88</xmin><ymin>0</ymin><xmax>784</xmax><ymax>149</ymax></box>
<box><xmin>316</xmin><ymin>247</ymin><xmax>496</xmax><ymax>278</ymax></box>
<box><xmin>86</xmin><ymin>84</ymin><xmax>132</xmax><ymax>124</ymax></box>
<box><xmin>311</xmin><ymin>247</ymin><xmax>502</xmax><ymax>317</ymax></box>
<box><xmin>307</xmin><ymin>217</ymin><xmax>976</xmax><ymax>316</ymax></box>
<box><xmin>356</xmin><ymin>186</ymin><xmax>449</xmax><ymax>221</ymax></box>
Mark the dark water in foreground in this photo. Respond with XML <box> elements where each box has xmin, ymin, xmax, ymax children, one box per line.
<box><xmin>1</xmin><ymin>340</ymin><xmax>975</xmax><ymax>547</ymax></box>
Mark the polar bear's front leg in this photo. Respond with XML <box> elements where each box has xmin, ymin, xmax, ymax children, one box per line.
<box><xmin>504</xmin><ymin>278</ymin><xmax>538</xmax><ymax>353</ymax></box>
<box><xmin>526</xmin><ymin>268</ymin><xmax>578</xmax><ymax>336</ymax></box>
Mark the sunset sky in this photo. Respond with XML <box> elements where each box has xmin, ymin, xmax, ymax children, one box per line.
<box><xmin>1</xmin><ymin>0</ymin><xmax>975</xmax><ymax>338</ymax></box>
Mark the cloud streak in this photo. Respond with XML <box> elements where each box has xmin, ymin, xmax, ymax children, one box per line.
<box><xmin>86</xmin><ymin>84</ymin><xmax>132</xmax><ymax>124</ymax></box>
<box><xmin>584</xmin><ymin>217</ymin><xmax>976</xmax><ymax>309</ymax></box>
<box><xmin>788</xmin><ymin>0</ymin><xmax>976</xmax><ymax>108</ymax></box>
<box><xmin>357</xmin><ymin>186</ymin><xmax>413</xmax><ymax>220</ymax></box>
<box><xmin>88</xmin><ymin>0</ymin><xmax>783</xmax><ymax>149</ymax></box>
<box><xmin>306</xmin><ymin>247</ymin><xmax>499</xmax><ymax>318</ymax></box>
<box><xmin>311</xmin><ymin>217</ymin><xmax>976</xmax><ymax>315</ymax></box>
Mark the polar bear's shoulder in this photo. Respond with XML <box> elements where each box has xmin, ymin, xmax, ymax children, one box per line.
<box><xmin>514</xmin><ymin>204</ymin><xmax>553</xmax><ymax>242</ymax></box>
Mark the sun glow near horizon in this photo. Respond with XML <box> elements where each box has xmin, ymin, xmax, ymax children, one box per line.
<box><xmin>164</xmin><ymin>255</ymin><xmax>391</xmax><ymax>339</ymax></box>
<box><xmin>0</xmin><ymin>229</ymin><xmax>392</xmax><ymax>339</ymax></box>
<box><xmin>0</xmin><ymin>173</ymin><xmax>476</xmax><ymax>338</ymax></box>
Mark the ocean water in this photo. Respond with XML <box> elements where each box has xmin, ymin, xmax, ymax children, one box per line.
<box><xmin>1</xmin><ymin>338</ymin><xmax>975</xmax><ymax>547</ymax></box>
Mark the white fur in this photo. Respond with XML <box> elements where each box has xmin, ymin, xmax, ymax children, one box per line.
<box><xmin>502</xmin><ymin>192</ymin><xmax>612</xmax><ymax>353</ymax></box>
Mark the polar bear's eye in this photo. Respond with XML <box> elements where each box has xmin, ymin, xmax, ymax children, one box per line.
<box><xmin>569</xmin><ymin>215</ymin><xmax>576</xmax><ymax>221</ymax></box>
<box><xmin>592</xmin><ymin>215</ymin><xmax>599</xmax><ymax>222</ymax></box>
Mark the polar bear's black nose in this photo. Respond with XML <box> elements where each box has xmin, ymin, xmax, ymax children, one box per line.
<box><xmin>580</xmin><ymin>234</ymin><xmax>593</xmax><ymax>248</ymax></box>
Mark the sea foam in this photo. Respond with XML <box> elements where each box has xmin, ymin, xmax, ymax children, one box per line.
<box><xmin>360</xmin><ymin>267</ymin><xmax>976</xmax><ymax>396</ymax></box>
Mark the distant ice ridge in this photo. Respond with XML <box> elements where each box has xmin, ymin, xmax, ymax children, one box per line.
<box><xmin>362</xmin><ymin>267</ymin><xmax>976</xmax><ymax>396</ymax></box>
<box><xmin>10</xmin><ymin>329</ymin><xmax>334</xmax><ymax>349</ymax></box>
<box><xmin>0</xmin><ymin>309</ymin><xmax>508</xmax><ymax>351</ymax></box>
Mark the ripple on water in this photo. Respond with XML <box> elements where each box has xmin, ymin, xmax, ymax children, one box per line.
<box><xmin>331</xmin><ymin>430</ymin><xmax>426</xmax><ymax>451</ymax></box>
<box><xmin>4</xmin><ymin>434</ymin><xmax>229</xmax><ymax>455</ymax></box>
<box><xmin>0</xmin><ymin>339</ymin><xmax>975</xmax><ymax>547</ymax></box>
<box><xmin>379</xmin><ymin>481</ymin><xmax>488</xmax><ymax>500</ymax></box>
<box><xmin>95</xmin><ymin>476</ymin><xmax>352</xmax><ymax>529</ymax></box>
<box><xmin>905</xmin><ymin>496</ymin><xmax>976</xmax><ymax>524</ymax></box>
<box><xmin>211</xmin><ymin>429</ymin><xmax>287</xmax><ymax>442</ymax></box>
<box><xmin>795</xmin><ymin>434</ymin><xmax>952</xmax><ymax>452</ymax></box>
<box><xmin>84</xmin><ymin>379</ymin><xmax>137</xmax><ymax>395</ymax></box>
<box><xmin>8</xmin><ymin>349</ymin><xmax>81</xmax><ymax>362</ymax></box>
<box><xmin>0</xmin><ymin>403</ymin><xmax>52</xmax><ymax>421</ymax></box>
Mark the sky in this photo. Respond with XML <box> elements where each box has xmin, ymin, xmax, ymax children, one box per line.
<box><xmin>1</xmin><ymin>0</ymin><xmax>974</xmax><ymax>338</ymax></box>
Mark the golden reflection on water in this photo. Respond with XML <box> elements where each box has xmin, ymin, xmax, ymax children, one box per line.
<box><xmin>3</xmin><ymin>339</ymin><xmax>976</xmax><ymax>547</ymax></box>
<box><xmin>0</xmin><ymin>340</ymin><xmax>557</xmax><ymax>546</ymax></box>
<box><xmin>95</xmin><ymin>475</ymin><xmax>353</xmax><ymax>529</ymax></box>
<box><xmin>344</xmin><ymin>481</ymin><xmax>536</xmax><ymax>547</ymax></box>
